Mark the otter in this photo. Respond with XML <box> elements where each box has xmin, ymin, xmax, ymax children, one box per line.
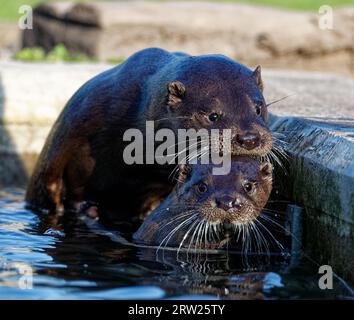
<box><xmin>133</xmin><ymin>158</ymin><xmax>273</xmax><ymax>250</ymax></box>
<box><xmin>26</xmin><ymin>47</ymin><xmax>272</xmax><ymax>217</ymax></box>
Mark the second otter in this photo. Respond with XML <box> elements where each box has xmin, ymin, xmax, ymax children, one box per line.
<box><xmin>134</xmin><ymin>158</ymin><xmax>273</xmax><ymax>249</ymax></box>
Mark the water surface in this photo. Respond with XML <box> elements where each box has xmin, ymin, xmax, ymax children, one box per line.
<box><xmin>0</xmin><ymin>189</ymin><xmax>352</xmax><ymax>300</ymax></box>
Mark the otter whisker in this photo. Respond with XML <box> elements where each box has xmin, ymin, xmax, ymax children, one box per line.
<box><xmin>187</xmin><ymin>220</ymin><xmax>202</xmax><ymax>253</ymax></box>
<box><xmin>159</xmin><ymin>138</ymin><xmax>204</xmax><ymax>158</ymax></box>
<box><xmin>204</xmin><ymin>221</ymin><xmax>209</xmax><ymax>247</ymax></box>
<box><xmin>154</xmin><ymin>116</ymin><xmax>191</xmax><ymax>123</ymax></box>
<box><xmin>196</xmin><ymin>220</ymin><xmax>204</xmax><ymax>250</ymax></box>
<box><xmin>169</xmin><ymin>164</ymin><xmax>180</xmax><ymax>181</ymax></box>
<box><xmin>201</xmin><ymin>220</ymin><xmax>209</xmax><ymax>250</ymax></box>
<box><xmin>208</xmin><ymin>223</ymin><xmax>217</xmax><ymax>244</ymax></box>
<box><xmin>262</xmin><ymin>207</ymin><xmax>286</xmax><ymax>215</ymax></box>
<box><xmin>194</xmin><ymin>220</ymin><xmax>205</xmax><ymax>252</ymax></box>
<box><xmin>245</xmin><ymin>222</ymin><xmax>253</xmax><ymax>256</ymax></box>
<box><xmin>249</xmin><ymin>222</ymin><xmax>261</xmax><ymax>254</ymax></box>
<box><xmin>165</xmin><ymin>137</ymin><xmax>201</xmax><ymax>150</ymax></box>
<box><xmin>186</xmin><ymin>220</ymin><xmax>205</xmax><ymax>259</ymax></box>
<box><xmin>243</xmin><ymin>224</ymin><xmax>248</xmax><ymax>256</ymax></box>
<box><xmin>241</xmin><ymin>224</ymin><xmax>246</xmax><ymax>255</ymax></box>
<box><xmin>253</xmin><ymin>221</ymin><xmax>270</xmax><ymax>256</ymax></box>
<box><xmin>177</xmin><ymin>143</ymin><xmax>209</xmax><ymax>165</ymax></box>
<box><xmin>168</xmin><ymin>138</ymin><xmax>209</xmax><ymax>181</ymax></box>
<box><xmin>234</xmin><ymin>223</ymin><xmax>242</xmax><ymax>243</ymax></box>
<box><xmin>168</xmin><ymin>140</ymin><xmax>202</xmax><ymax>164</ymax></box>
<box><xmin>266</xmin><ymin>93</ymin><xmax>296</xmax><ymax>108</ymax></box>
<box><xmin>268</xmin><ymin>149</ymin><xmax>288</xmax><ymax>175</ymax></box>
<box><xmin>157</xmin><ymin>212</ymin><xmax>198</xmax><ymax>252</ymax></box>
<box><xmin>255</xmin><ymin>218</ymin><xmax>284</xmax><ymax>252</ymax></box>
<box><xmin>162</xmin><ymin>213</ymin><xmax>198</xmax><ymax>252</ymax></box>
<box><xmin>272</xmin><ymin>135</ymin><xmax>288</xmax><ymax>145</ymax></box>
<box><xmin>259</xmin><ymin>213</ymin><xmax>290</xmax><ymax>236</ymax></box>
<box><xmin>177</xmin><ymin>219</ymin><xmax>199</xmax><ymax>256</ymax></box>
<box><xmin>247</xmin><ymin>223</ymin><xmax>252</xmax><ymax>255</ymax></box>
<box><xmin>272</xmin><ymin>141</ymin><xmax>289</xmax><ymax>158</ymax></box>
<box><xmin>159</xmin><ymin>210</ymin><xmax>198</xmax><ymax>231</ymax></box>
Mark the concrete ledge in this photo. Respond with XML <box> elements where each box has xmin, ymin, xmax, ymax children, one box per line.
<box><xmin>270</xmin><ymin>116</ymin><xmax>354</xmax><ymax>280</ymax></box>
<box><xmin>0</xmin><ymin>61</ymin><xmax>110</xmax><ymax>186</ymax></box>
<box><xmin>271</xmin><ymin>115</ymin><xmax>354</xmax><ymax>224</ymax></box>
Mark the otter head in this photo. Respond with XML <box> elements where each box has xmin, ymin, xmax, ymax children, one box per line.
<box><xmin>133</xmin><ymin>158</ymin><xmax>273</xmax><ymax>250</ymax></box>
<box><xmin>161</xmin><ymin>57</ymin><xmax>272</xmax><ymax>157</ymax></box>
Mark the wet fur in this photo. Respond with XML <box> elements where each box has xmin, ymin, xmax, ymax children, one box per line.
<box><xmin>26</xmin><ymin>48</ymin><xmax>271</xmax><ymax>217</ymax></box>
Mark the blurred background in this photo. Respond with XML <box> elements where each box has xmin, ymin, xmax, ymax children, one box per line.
<box><xmin>0</xmin><ymin>0</ymin><xmax>353</xmax><ymax>75</ymax></box>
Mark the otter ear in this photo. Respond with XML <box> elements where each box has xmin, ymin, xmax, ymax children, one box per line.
<box><xmin>167</xmin><ymin>81</ymin><xmax>185</xmax><ymax>108</ymax></box>
<box><xmin>253</xmin><ymin>65</ymin><xmax>264</xmax><ymax>92</ymax></box>
<box><xmin>177</xmin><ymin>164</ymin><xmax>192</xmax><ymax>184</ymax></box>
<box><xmin>260</xmin><ymin>162</ymin><xmax>273</xmax><ymax>178</ymax></box>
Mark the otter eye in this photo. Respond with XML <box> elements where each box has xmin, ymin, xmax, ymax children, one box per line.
<box><xmin>208</xmin><ymin>113</ymin><xmax>219</xmax><ymax>122</ymax></box>
<box><xmin>255</xmin><ymin>105</ymin><xmax>262</xmax><ymax>116</ymax></box>
<box><xmin>243</xmin><ymin>182</ymin><xmax>253</xmax><ymax>193</ymax></box>
<box><xmin>197</xmin><ymin>182</ymin><xmax>208</xmax><ymax>193</ymax></box>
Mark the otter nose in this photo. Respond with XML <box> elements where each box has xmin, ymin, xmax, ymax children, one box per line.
<box><xmin>215</xmin><ymin>196</ymin><xmax>234</xmax><ymax>211</ymax></box>
<box><xmin>215</xmin><ymin>196</ymin><xmax>241</xmax><ymax>211</ymax></box>
<box><xmin>233</xmin><ymin>198</ymin><xmax>243</xmax><ymax>211</ymax></box>
<box><xmin>235</xmin><ymin>132</ymin><xmax>260</xmax><ymax>150</ymax></box>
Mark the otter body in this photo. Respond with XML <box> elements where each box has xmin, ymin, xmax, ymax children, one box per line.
<box><xmin>26</xmin><ymin>48</ymin><xmax>272</xmax><ymax>216</ymax></box>
<box><xmin>134</xmin><ymin>158</ymin><xmax>273</xmax><ymax>249</ymax></box>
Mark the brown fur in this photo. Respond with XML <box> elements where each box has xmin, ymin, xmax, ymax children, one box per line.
<box><xmin>26</xmin><ymin>48</ymin><xmax>272</xmax><ymax>217</ymax></box>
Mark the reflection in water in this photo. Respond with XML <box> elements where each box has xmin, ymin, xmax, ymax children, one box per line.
<box><xmin>0</xmin><ymin>189</ymin><xmax>352</xmax><ymax>299</ymax></box>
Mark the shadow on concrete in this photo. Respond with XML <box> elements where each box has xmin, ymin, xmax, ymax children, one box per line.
<box><xmin>0</xmin><ymin>74</ymin><xmax>28</xmax><ymax>188</ymax></box>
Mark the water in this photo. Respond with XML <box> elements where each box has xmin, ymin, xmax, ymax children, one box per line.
<box><xmin>0</xmin><ymin>189</ymin><xmax>352</xmax><ymax>300</ymax></box>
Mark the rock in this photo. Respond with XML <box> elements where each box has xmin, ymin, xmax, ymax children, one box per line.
<box><xmin>22</xmin><ymin>2</ymin><xmax>354</xmax><ymax>75</ymax></box>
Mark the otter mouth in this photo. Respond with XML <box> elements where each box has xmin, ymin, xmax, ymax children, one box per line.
<box><xmin>230</xmin><ymin>141</ymin><xmax>272</xmax><ymax>157</ymax></box>
<box><xmin>160</xmin><ymin>216</ymin><xmax>256</xmax><ymax>251</ymax></box>
<box><xmin>208</xmin><ymin>132</ymin><xmax>273</xmax><ymax>158</ymax></box>
<box><xmin>149</xmin><ymin>202</ymin><xmax>264</xmax><ymax>251</ymax></box>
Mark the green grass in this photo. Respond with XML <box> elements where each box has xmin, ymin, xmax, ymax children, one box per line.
<box><xmin>14</xmin><ymin>44</ymin><xmax>125</xmax><ymax>64</ymax></box>
<box><xmin>0</xmin><ymin>0</ymin><xmax>87</xmax><ymax>21</ymax></box>
<box><xmin>14</xmin><ymin>44</ymin><xmax>98</xmax><ymax>62</ymax></box>
<box><xmin>0</xmin><ymin>0</ymin><xmax>43</xmax><ymax>21</ymax></box>
<box><xmin>218</xmin><ymin>0</ymin><xmax>354</xmax><ymax>11</ymax></box>
<box><xmin>0</xmin><ymin>0</ymin><xmax>353</xmax><ymax>21</ymax></box>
